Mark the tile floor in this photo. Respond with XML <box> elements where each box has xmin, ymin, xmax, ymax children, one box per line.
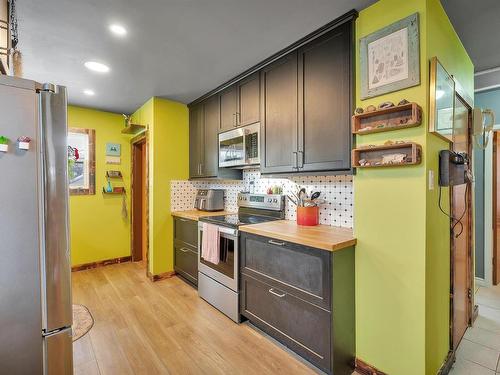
<box><xmin>450</xmin><ymin>284</ymin><xmax>500</xmax><ymax>374</ymax></box>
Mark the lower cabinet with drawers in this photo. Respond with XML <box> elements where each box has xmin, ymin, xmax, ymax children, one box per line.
<box><xmin>173</xmin><ymin>217</ymin><xmax>199</xmax><ymax>286</ymax></box>
<box><xmin>239</xmin><ymin>231</ymin><xmax>355</xmax><ymax>375</ymax></box>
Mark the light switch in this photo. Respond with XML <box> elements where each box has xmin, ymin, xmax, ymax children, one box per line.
<box><xmin>428</xmin><ymin>170</ymin><xmax>435</xmax><ymax>191</ymax></box>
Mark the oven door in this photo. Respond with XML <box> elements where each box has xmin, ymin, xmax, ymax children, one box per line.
<box><xmin>198</xmin><ymin>223</ymin><xmax>239</xmax><ymax>291</ymax></box>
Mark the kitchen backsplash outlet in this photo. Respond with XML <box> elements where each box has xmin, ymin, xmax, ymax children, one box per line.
<box><xmin>171</xmin><ymin>169</ymin><xmax>353</xmax><ymax>228</ymax></box>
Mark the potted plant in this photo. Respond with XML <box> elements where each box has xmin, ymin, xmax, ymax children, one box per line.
<box><xmin>0</xmin><ymin>136</ymin><xmax>10</xmax><ymax>152</ymax></box>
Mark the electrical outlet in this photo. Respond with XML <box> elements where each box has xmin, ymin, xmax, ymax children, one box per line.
<box><xmin>429</xmin><ymin>170</ymin><xmax>435</xmax><ymax>191</ymax></box>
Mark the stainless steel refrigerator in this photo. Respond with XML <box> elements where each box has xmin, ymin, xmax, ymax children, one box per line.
<box><xmin>0</xmin><ymin>76</ymin><xmax>73</xmax><ymax>374</ymax></box>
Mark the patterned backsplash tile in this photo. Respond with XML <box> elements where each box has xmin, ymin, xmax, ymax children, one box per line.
<box><xmin>171</xmin><ymin>169</ymin><xmax>353</xmax><ymax>228</ymax></box>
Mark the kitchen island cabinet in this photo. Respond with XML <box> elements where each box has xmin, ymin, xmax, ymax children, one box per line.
<box><xmin>239</xmin><ymin>228</ymin><xmax>355</xmax><ymax>374</ymax></box>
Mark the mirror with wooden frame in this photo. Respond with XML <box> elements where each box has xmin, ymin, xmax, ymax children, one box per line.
<box><xmin>68</xmin><ymin>128</ymin><xmax>95</xmax><ymax>195</ymax></box>
<box><xmin>429</xmin><ymin>57</ymin><xmax>456</xmax><ymax>142</ymax></box>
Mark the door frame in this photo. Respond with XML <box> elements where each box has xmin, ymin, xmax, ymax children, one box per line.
<box><xmin>449</xmin><ymin>92</ymin><xmax>475</xmax><ymax>350</ymax></box>
<box><xmin>130</xmin><ymin>132</ymin><xmax>149</xmax><ymax>274</ymax></box>
<box><xmin>493</xmin><ymin>132</ymin><xmax>499</xmax><ymax>284</ymax></box>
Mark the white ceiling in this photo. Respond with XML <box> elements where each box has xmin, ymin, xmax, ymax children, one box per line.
<box><xmin>440</xmin><ymin>0</ymin><xmax>500</xmax><ymax>92</ymax></box>
<box><xmin>17</xmin><ymin>0</ymin><xmax>376</xmax><ymax>114</ymax></box>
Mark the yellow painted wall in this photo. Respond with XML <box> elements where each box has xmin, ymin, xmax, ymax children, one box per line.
<box><xmin>132</xmin><ymin>97</ymin><xmax>189</xmax><ymax>275</ymax></box>
<box><xmin>68</xmin><ymin>106</ymin><xmax>131</xmax><ymax>266</ymax></box>
<box><xmin>355</xmin><ymin>0</ymin><xmax>473</xmax><ymax>373</ymax></box>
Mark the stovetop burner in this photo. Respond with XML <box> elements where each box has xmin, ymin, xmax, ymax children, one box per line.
<box><xmin>199</xmin><ymin>213</ymin><xmax>280</xmax><ymax>229</ymax></box>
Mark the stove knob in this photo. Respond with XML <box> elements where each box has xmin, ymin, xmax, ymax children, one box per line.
<box><xmin>273</xmin><ymin>198</ymin><xmax>278</xmax><ymax>203</ymax></box>
<box><xmin>267</xmin><ymin>198</ymin><xmax>272</xmax><ymax>203</ymax></box>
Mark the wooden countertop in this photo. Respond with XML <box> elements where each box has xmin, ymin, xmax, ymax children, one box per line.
<box><xmin>239</xmin><ymin>220</ymin><xmax>356</xmax><ymax>252</ymax></box>
<box><xmin>171</xmin><ymin>210</ymin><xmax>233</xmax><ymax>221</ymax></box>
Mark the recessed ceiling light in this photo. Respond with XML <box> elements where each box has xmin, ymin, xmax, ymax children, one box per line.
<box><xmin>83</xmin><ymin>89</ymin><xmax>95</xmax><ymax>96</ymax></box>
<box><xmin>109</xmin><ymin>24</ymin><xmax>127</xmax><ymax>36</ymax></box>
<box><xmin>84</xmin><ymin>61</ymin><xmax>110</xmax><ymax>73</ymax></box>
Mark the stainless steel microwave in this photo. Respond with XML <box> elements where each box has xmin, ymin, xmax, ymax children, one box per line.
<box><xmin>218</xmin><ymin>123</ymin><xmax>260</xmax><ymax>168</ymax></box>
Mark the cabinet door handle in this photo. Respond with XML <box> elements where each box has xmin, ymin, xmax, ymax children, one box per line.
<box><xmin>298</xmin><ymin>151</ymin><xmax>304</xmax><ymax>168</ymax></box>
<box><xmin>269</xmin><ymin>288</ymin><xmax>286</xmax><ymax>298</ymax></box>
<box><xmin>179</xmin><ymin>218</ymin><xmax>189</xmax><ymax>222</ymax></box>
<box><xmin>200</xmin><ymin>163</ymin><xmax>203</xmax><ymax>175</ymax></box>
<box><xmin>179</xmin><ymin>247</ymin><xmax>190</xmax><ymax>253</ymax></box>
<box><xmin>268</xmin><ymin>239</ymin><xmax>285</xmax><ymax>246</ymax></box>
<box><xmin>292</xmin><ymin>151</ymin><xmax>298</xmax><ymax>169</ymax></box>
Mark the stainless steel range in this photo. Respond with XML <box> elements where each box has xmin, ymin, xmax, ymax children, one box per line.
<box><xmin>198</xmin><ymin>193</ymin><xmax>285</xmax><ymax>322</ymax></box>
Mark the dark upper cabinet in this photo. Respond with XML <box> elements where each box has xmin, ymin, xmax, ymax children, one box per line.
<box><xmin>219</xmin><ymin>86</ymin><xmax>237</xmax><ymax>132</ymax></box>
<box><xmin>237</xmin><ymin>73</ymin><xmax>260</xmax><ymax>127</ymax></box>
<box><xmin>189</xmin><ymin>104</ymin><xmax>204</xmax><ymax>178</ymax></box>
<box><xmin>297</xmin><ymin>23</ymin><xmax>352</xmax><ymax>172</ymax></box>
<box><xmin>202</xmin><ymin>95</ymin><xmax>219</xmax><ymax>177</ymax></box>
<box><xmin>189</xmin><ymin>98</ymin><xmax>242</xmax><ymax>180</ymax></box>
<box><xmin>220</xmin><ymin>73</ymin><xmax>260</xmax><ymax>132</ymax></box>
<box><xmin>260</xmin><ymin>52</ymin><xmax>298</xmax><ymax>174</ymax></box>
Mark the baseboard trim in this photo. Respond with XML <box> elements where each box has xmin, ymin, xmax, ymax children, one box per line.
<box><xmin>473</xmin><ymin>304</ymin><xmax>479</xmax><ymax>324</ymax></box>
<box><xmin>437</xmin><ymin>350</ymin><xmax>455</xmax><ymax>375</ymax></box>
<box><xmin>72</xmin><ymin>256</ymin><xmax>132</xmax><ymax>272</ymax></box>
<box><xmin>147</xmin><ymin>270</ymin><xmax>176</xmax><ymax>282</ymax></box>
<box><xmin>355</xmin><ymin>358</ymin><xmax>387</xmax><ymax>375</ymax></box>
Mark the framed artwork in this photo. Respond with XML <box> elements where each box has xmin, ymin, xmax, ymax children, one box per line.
<box><xmin>360</xmin><ymin>13</ymin><xmax>420</xmax><ymax>99</ymax></box>
<box><xmin>429</xmin><ymin>57</ymin><xmax>456</xmax><ymax>142</ymax></box>
<box><xmin>106</xmin><ymin>142</ymin><xmax>121</xmax><ymax>156</ymax></box>
<box><xmin>68</xmin><ymin>128</ymin><xmax>96</xmax><ymax>195</ymax></box>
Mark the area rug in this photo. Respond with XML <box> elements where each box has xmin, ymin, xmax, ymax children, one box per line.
<box><xmin>72</xmin><ymin>304</ymin><xmax>94</xmax><ymax>342</ymax></box>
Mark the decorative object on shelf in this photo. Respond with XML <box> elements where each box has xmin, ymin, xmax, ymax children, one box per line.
<box><xmin>354</xmin><ymin>107</ymin><xmax>364</xmax><ymax>115</ymax></box>
<box><xmin>365</xmin><ymin>105</ymin><xmax>377</xmax><ymax>112</ymax></box>
<box><xmin>17</xmin><ymin>136</ymin><xmax>31</xmax><ymax>150</ymax></box>
<box><xmin>0</xmin><ymin>135</ymin><xmax>10</xmax><ymax>152</ymax></box>
<box><xmin>105</xmin><ymin>179</ymin><xmax>113</xmax><ymax>193</ymax></box>
<box><xmin>102</xmin><ymin>186</ymin><xmax>126</xmax><ymax>194</ymax></box>
<box><xmin>105</xmin><ymin>142</ymin><xmax>121</xmax><ymax>157</ymax></box>
<box><xmin>378</xmin><ymin>101</ymin><xmax>394</xmax><ymax>109</ymax></box>
<box><xmin>429</xmin><ymin>57</ymin><xmax>455</xmax><ymax>142</ymax></box>
<box><xmin>121</xmin><ymin>114</ymin><xmax>146</xmax><ymax>135</ymax></box>
<box><xmin>398</xmin><ymin>99</ymin><xmax>410</xmax><ymax>106</ymax></box>
<box><xmin>68</xmin><ymin>128</ymin><xmax>96</xmax><ymax>195</ymax></box>
<box><xmin>106</xmin><ymin>170</ymin><xmax>122</xmax><ymax>178</ymax></box>
<box><xmin>352</xmin><ymin>142</ymin><xmax>422</xmax><ymax>168</ymax></box>
<box><xmin>360</xmin><ymin>13</ymin><xmax>420</xmax><ymax>99</ymax></box>
<box><xmin>352</xmin><ymin>102</ymin><xmax>422</xmax><ymax>135</ymax></box>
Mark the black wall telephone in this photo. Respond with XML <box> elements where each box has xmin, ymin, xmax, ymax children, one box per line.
<box><xmin>438</xmin><ymin>150</ymin><xmax>467</xmax><ymax>187</ymax></box>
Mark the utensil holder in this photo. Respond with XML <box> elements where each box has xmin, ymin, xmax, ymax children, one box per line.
<box><xmin>297</xmin><ymin>206</ymin><xmax>319</xmax><ymax>226</ymax></box>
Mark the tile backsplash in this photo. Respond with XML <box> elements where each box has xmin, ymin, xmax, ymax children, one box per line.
<box><xmin>171</xmin><ymin>169</ymin><xmax>353</xmax><ymax>228</ymax></box>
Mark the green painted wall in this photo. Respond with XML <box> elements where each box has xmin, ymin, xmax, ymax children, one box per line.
<box><xmin>424</xmin><ymin>0</ymin><xmax>474</xmax><ymax>373</ymax></box>
<box><xmin>68</xmin><ymin>106</ymin><xmax>131</xmax><ymax>266</ymax></box>
<box><xmin>354</xmin><ymin>0</ymin><xmax>473</xmax><ymax>373</ymax></box>
<box><xmin>132</xmin><ymin>97</ymin><xmax>189</xmax><ymax>275</ymax></box>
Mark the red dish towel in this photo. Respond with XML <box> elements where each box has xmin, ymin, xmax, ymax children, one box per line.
<box><xmin>202</xmin><ymin>223</ymin><xmax>220</xmax><ymax>265</ymax></box>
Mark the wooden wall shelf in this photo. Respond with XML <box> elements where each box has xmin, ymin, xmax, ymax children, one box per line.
<box><xmin>102</xmin><ymin>187</ymin><xmax>126</xmax><ymax>194</ymax></box>
<box><xmin>352</xmin><ymin>103</ymin><xmax>422</xmax><ymax>135</ymax></box>
<box><xmin>121</xmin><ymin>123</ymin><xmax>146</xmax><ymax>135</ymax></box>
<box><xmin>352</xmin><ymin>142</ymin><xmax>422</xmax><ymax>168</ymax></box>
<box><xmin>106</xmin><ymin>171</ymin><xmax>123</xmax><ymax>178</ymax></box>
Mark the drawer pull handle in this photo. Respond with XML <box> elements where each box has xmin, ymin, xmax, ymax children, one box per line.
<box><xmin>268</xmin><ymin>288</ymin><xmax>286</xmax><ymax>298</ymax></box>
<box><xmin>179</xmin><ymin>247</ymin><xmax>190</xmax><ymax>253</ymax></box>
<box><xmin>179</xmin><ymin>218</ymin><xmax>189</xmax><ymax>222</ymax></box>
<box><xmin>268</xmin><ymin>240</ymin><xmax>285</xmax><ymax>246</ymax></box>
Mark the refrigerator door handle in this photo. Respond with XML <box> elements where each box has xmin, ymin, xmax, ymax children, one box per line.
<box><xmin>39</xmin><ymin>86</ymin><xmax>73</xmax><ymax>333</ymax></box>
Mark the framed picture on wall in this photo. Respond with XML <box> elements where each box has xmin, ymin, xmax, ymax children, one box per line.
<box><xmin>360</xmin><ymin>12</ymin><xmax>420</xmax><ymax>100</ymax></box>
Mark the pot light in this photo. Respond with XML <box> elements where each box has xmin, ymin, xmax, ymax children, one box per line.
<box><xmin>109</xmin><ymin>24</ymin><xmax>127</xmax><ymax>36</ymax></box>
<box><xmin>84</xmin><ymin>61</ymin><xmax>110</xmax><ymax>73</ymax></box>
<box><xmin>83</xmin><ymin>89</ymin><xmax>95</xmax><ymax>96</ymax></box>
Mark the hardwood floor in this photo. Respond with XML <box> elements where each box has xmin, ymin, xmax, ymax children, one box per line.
<box><xmin>72</xmin><ymin>262</ymin><xmax>319</xmax><ymax>374</ymax></box>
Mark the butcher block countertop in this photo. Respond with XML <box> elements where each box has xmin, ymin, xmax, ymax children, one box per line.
<box><xmin>171</xmin><ymin>210</ymin><xmax>233</xmax><ymax>221</ymax></box>
<box><xmin>240</xmin><ymin>220</ymin><xmax>356</xmax><ymax>252</ymax></box>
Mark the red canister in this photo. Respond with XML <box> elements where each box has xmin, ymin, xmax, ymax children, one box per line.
<box><xmin>297</xmin><ymin>206</ymin><xmax>319</xmax><ymax>226</ymax></box>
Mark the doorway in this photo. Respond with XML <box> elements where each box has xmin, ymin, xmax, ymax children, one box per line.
<box><xmin>450</xmin><ymin>94</ymin><xmax>474</xmax><ymax>350</ymax></box>
<box><xmin>131</xmin><ymin>135</ymin><xmax>148</xmax><ymax>265</ymax></box>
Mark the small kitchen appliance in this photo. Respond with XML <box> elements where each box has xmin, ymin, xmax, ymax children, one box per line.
<box><xmin>218</xmin><ymin>123</ymin><xmax>260</xmax><ymax>168</ymax></box>
<box><xmin>194</xmin><ymin>189</ymin><xmax>225</xmax><ymax>211</ymax></box>
<box><xmin>198</xmin><ymin>193</ymin><xmax>285</xmax><ymax>322</ymax></box>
